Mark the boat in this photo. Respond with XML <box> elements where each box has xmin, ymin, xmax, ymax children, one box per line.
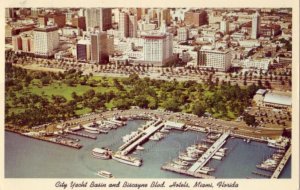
<box><xmin>69</xmin><ymin>125</ymin><xmax>83</xmax><ymax>131</ymax></box>
<box><xmin>207</xmin><ymin>133</ymin><xmax>221</xmax><ymax>140</ymax></box>
<box><xmin>97</xmin><ymin>170</ymin><xmax>114</xmax><ymax>178</ymax></box>
<box><xmin>246</xmin><ymin>139</ymin><xmax>251</xmax><ymax>143</ymax></box>
<box><xmin>136</xmin><ymin>145</ymin><xmax>144</xmax><ymax>150</ymax></box>
<box><xmin>267</xmin><ymin>137</ymin><xmax>290</xmax><ymax>149</ymax></box>
<box><xmin>215</xmin><ymin>151</ymin><xmax>225</xmax><ymax>157</ymax></box>
<box><xmin>172</xmin><ymin>159</ymin><xmax>190</xmax><ymax>166</ymax></box>
<box><xmin>212</xmin><ymin>155</ymin><xmax>222</xmax><ymax>160</ymax></box>
<box><xmin>112</xmin><ymin>153</ymin><xmax>142</xmax><ymax>167</ymax></box>
<box><xmin>170</xmin><ymin>163</ymin><xmax>188</xmax><ymax>170</ymax></box>
<box><xmin>202</xmin><ymin>166</ymin><xmax>215</xmax><ymax>172</ymax></box>
<box><xmin>178</xmin><ymin>153</ymin><xmax>197</xmax><ymax>162</ymax></box>
<box><xmin>92</xmin><ymin>147</ymin><xmax>112</xmax><ymax>159</ymax></box>
<box><xmin>218</xmin><ymin>148</ymin><xmax>228</xmax><ymax>153</ymax></box>
<box><xmin>85</xmin><ymin>129</ymin><xmax>100</xmax><ymax>134</ymax></box>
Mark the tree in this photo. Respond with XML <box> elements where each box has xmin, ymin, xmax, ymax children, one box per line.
<box><xmin>192</xmin><ymin>102</ymin><xmax>206</xmax><ymax>117</ymax></box>
<box><xmin>243</xmin><ymin>113</ymin><xmax>257</xmax><ymax>126</ymax></box>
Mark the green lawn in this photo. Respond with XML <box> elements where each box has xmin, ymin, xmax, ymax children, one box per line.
<box><xmin>24</xmin><ymin>81</ymin><xmax>117</xmax><ymax>101</ymax></box>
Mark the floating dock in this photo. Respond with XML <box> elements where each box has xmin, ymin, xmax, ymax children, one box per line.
<box><xmin>161</xmin><ymin>163</ymin><xmax>215</xmax><ymax>179</ymax></box>
<box><xmin>66</xmin><ymin>131</ymin><xmax>97</xmax><ymax>139</ymax></box>
<box><xmin>271</xmin><ymin>146</ymin><xmax>291</xmax><ymax>179</ymax></box>
<box><xmin>252</xmin><ymin>171</ymin><xmax>272</xmax><ymax>178</ymax></box>
<box><xmin>188</xmin><ymin>131</ymin><xmax>230</xmax><ymax>173</ymax></box>
<box><xmin>119</xmin><ymin>120</ymin><xmax>164</xmax><ymax>155</ymax></box>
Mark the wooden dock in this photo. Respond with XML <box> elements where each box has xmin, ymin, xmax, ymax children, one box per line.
<box><xmin>252</xmin><ymin>171</ymin><xmax>271</xmax><ymax>178</ymax></box>
<box><xmin>161</xmin><ymin>164</ymin><xmax>215</xmax><ymax>179</ymax></box>
<box><xmin>66</xmin><ymin>131</ymin><xmax>97</xmax><ymax>139</ymax></box>
<box><xmin>271</xmin><ymin>146</ymin><xmax>291</xmax><ymax>179</ymax></box>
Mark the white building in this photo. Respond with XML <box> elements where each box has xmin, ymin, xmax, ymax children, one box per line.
<box><xmin>220</xmin><ymin>20</ymin><xmax>229</xmax><ymax>34</ymax></box>
<box><xmin>119</xmin><ymin>12</ymin><xmax>129</xmax><ymax>38</ymax></box>
<box><xmin>177</xmin><ymin>27</ymin><xmax>189</xmax><ymax>42</ymax></box>
<box><xmin>129</xmin><ymin>14</ymin><xmax>138</xmax><ymax>38</ymax></box>
<box><xmin>198</xmin><ymin>47</ymin><xmax>232</xmax><ymax>71</ymax></box>
<box><xmin>141</xmin><ymin>31</ymin><xmax>173</xmax><ymax>66</ymax></box>
<box><xmin>251</xmin><ymin>11</ymin><xmax>261</xmax><ymax>39</ymax></box>
<box><xmin>242</xmin><ymin>58</ymin><xmax>271</xmax><ymax>71</ymax></box>
<box><xmin>33</xmin><ymin>26</ymin><xmax>59</xmax><ymax>57</ymax></box>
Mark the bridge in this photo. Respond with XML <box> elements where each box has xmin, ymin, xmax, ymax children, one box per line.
<box><xmin>188</xmin><ymin>131</ymin><xmax>230</xmax><ymax>173</ymax></box>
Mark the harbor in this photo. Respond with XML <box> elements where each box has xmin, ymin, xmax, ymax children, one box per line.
<box><xmin>5</xmin><ymin>119</ymin><xmax>291</xmax><ymax>178</ymax></box>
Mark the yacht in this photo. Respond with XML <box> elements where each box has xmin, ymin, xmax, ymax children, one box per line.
<box><xmin>92</xmin><ymin>147</ymin><xmax>112</xmax><ymax>159</ymax></box>
<box><xmin>112</xmin><ymin>152</ymin><xmax>142</xmax><ymax>167</ymax></box>
<box><xmin>97</xmin><ymin>170</ymin><xmax>114</xmax><ymax>178</ymax></box>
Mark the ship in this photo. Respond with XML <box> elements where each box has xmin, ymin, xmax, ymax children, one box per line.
<box><xmin>92</xmin><ymin>147</ymin><xmax>112</xmax><ymax>159</ymax></box>
<box><xmin>97</xmin><ymin>170</ymin><xmax>114</xmax><ymax>178</ymax></box>
<box><xmin>112</xmin><ymin>152</ymin><xmax>142</xmax><ymax>167</ymax></box>
<box><xmin>267</xmin><ymin>136</ymin><xmax>290</xmax><ymax>149</ymax></box>
<box><xmin>178</xmin><ymin>153</ymin><xmax>197</xmax><ymax>162</ymax></box>
<box><xmin>172</xmin><ymin>159</ymin><xmax>190</xmax><ymax>166</ymax></box>
<box><xmin>201</xmin><ymin>166</ymin><xmax>215</xmax><ymax>172</ymax></box>
<box><xmin>136</xmin><ymin>145</ymin><xmax>144</xmax><ymax>150</ymax></box>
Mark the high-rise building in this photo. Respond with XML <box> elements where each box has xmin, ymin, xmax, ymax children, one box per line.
<box><xmin>71</xmin><ymin>16</ymin><xmax>86</xmax><ymax>31</ymax></box>
<box><xmin>177</xmin><ymin>27</ymin><xmax>189</xmax><ymax>42</ymax></box>
<box><xmin>90</xmin><ymin>32</ymin><xmax>108</xmax><ymax>64</ymax></box>
<box><xmin>251</xmin><ymin>11</ymin><xmax>261</xmax><ymax>39</ymax></box>
<box><xmin>21</xmin><ymin>33</ymin><xmax>34</xmax><ymax>54</ymax></box>
<box><xmin>129</xmin><ymin>14</ymin><xmax>138</xmax><ymax>38</ymax></box>
<box><xmin>158</xmin><ymin>9</ymin><xmax>171</xmax><ymax>26</ymax></box>
<box><xmin>107</xmin><ymin>35</ymin><xmax>114</xmax><ymax>55</ymax></box>
<box><xmin>198</xmin><ymin>48</ymin><xmax>232</xmax><ymax>71</ymax></box>
<box><xmin>33</xmin><ymin>26</ymin><xmax>59</xmax><ymax>58</ymax></box>
<box><xmin>119</xmin><ymin>12</ymin><xmax>129</xmax><ymax>38</ymax></box>
<box><xmin>76</xmin><ymin>39</ymin><xmax>91</xmax><ymax>62</ymax></box>
<box><xmin>220</xmin><ymin>20</ymin><xmax>229</xmax><ymax>34</ymax></box>
<box><xmin>142</xmin><ymin>31</ymin><xmax>173</xmax><ymax>66</ymax></box>
<box><xmin>86</xmin><ymin>8</ymin><xmax>112</xmax><ymax>31</ymax></box>
<box><xmin>184</xmin><ymin>10</ymin><xmax>208</xmax><ymax>27</ymax></box>
<box><xmin>48</xmin><ymin>13</ymin><xmax>66</xmax><ymax>28</ymax></box>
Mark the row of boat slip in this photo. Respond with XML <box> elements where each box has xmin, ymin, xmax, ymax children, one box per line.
<box><xmin>256</xmin><ymin>152</ymin><xmax>284</xmax><ymax>172</ymax></box>
<box><xmin>267</xmin><ymin>136</ymin><xmax>290</xmax><ymax>150</ymax></box>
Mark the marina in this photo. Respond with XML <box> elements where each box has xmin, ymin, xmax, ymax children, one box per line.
<box><xmin>5</xmin><ymin>119</ymin><xmax>291</xmax><ymax>178</ymax></box>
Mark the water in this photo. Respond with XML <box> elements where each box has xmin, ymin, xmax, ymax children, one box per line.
<box><xmin>5</xmin><ymin>120</ymin><xmax>291</xmax><ymax>178</ymax></box>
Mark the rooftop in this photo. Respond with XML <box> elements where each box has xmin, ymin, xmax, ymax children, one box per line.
<box><xmin>263</xmin><ymin>93</ymin><xmax>292</xmax><ymax>106</ymax></box>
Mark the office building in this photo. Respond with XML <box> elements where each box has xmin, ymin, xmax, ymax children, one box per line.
<box><xmin>177</xmin><ymin>27</ymin><xmax>189</xmax><ymax>42</ymax></box>
<box><xmin>198</xmin><ymin>47</ymin><xmax>232</xmax><ymax>71</ymax></box>
<box><xmin>251</xmin><ymin>11</ymin><xmax>261</xmax><ymax>39</ymax></box>
<box><xmin>90</xmin><ymin>32</ymin><xmax>108</xmax><ymax>63</ymax></box>
<box><xmin>119</xmin><ymin>12</ymin><xmax>129</xmax><ymax>38</ymax></box>
<box><xmin>220</xmin><ymin>20</ymin><xmax>229</xmax><ymax>34</ymax></box>
<box><xmin>33</xmin><ymin>26</ymin><xmax>59</xmax><ymax>58</ymax></box>
<box><xmin>142</xmin><ymin>31</ymin><xmax>173</xmax><ymax>66</ymax></box>
<box><xmin>76</xmin><ymin>39</ymin><xmax>91</xmax><ymax>62</ymax></box>
<box><xmin>86</xmin><ymin>8</ymin><xmax>112</xmax><ymax>31</ymax></box>
<box><xmin>129</xmin><ymin>14</ymin><xmax>138</xmax><ymax>38</ymax></box>
<box><xmin>184</xmin><ymin>10</ymin><xmax>208</xmax><ymax>26</ymax></box>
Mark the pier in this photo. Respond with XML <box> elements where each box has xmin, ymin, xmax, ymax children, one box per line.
<box><xmin>271</xmin><ymin>146</ymin><xmax>291</xmax><ymax>179</ymax></box>
<box><xmin>188</xmin><ymin>131</ymin><xmax>230</xmax><ymax>173</ymax></box>
<box><xmin>161</xmin><ymin>163</ymin><xmax>215</xmax><ymax>179</ymax></box>
<box><xmin>119</xmin><ymin>120</ymin><xmax>164</xmax><ymax>155</ymax></box>
<box><xmin>66</xmin><ymin>131</ymin><xmax>97</xmax><ymax>139</ymax></box>
<box><xmin>251</xmin><ymin>171</ymin><xmax>271</xmax><ymax>178</ymax></box>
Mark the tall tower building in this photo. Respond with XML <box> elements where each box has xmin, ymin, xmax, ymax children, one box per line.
<box><xmin>142</xmin><ymin>31</ymin><xmax>173</xmax><ymax>66</ymax></box>
<box><xmin>33</xmin><ymin>26</ymin><xmax>59</xmax><ymax>58</ymax></box>
<box><xmin>158</xmin><ymin>9</ymin><xmax>171</xmax><ymax>26</ymax></box>
<box><xmin>86</xmin><ymin>8</ymin><xmax>112</xmax><ymax>31</ymax></box>
<box><xmin>119</xmin><ymin>12</ymin><xmax>129</xmax><ymax>38</ymax></box>
<box><xmin>129</xmin><ymin>14</ymin><xmax>138</xmax><ymax>38</ymax></box>
<box><xmin>90</xmin><ymin>32</ymin><xmax>108</xmax><ymax>64</ymax></box>
<box><xmin>220</xmin><ymin>20</ymin><xmax>229</xmax><ymax>34</ymax></box>
<box><xmin>251</xmin><ymin>11</ymin><xmax>261</xmax><ymax>39</ymax></box>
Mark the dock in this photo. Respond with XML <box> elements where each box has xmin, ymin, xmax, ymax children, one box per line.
<box><xmin>119</xmin><ymin>120</ymin><xmax>165</xmax><ymax>155</ymax></box>
<box><xmin>21</xmin><ymin>133</ymin><xmax>82</xmax><ymax>149</ymax></box>
<box><xmin>252</xmin><ymin>171</ymin><xmax>271</xmax><ymax>178</ymax></box>
<box><xmin>161</xmin><ymin>163</ymin><xmax>215</xmax><ymax>179</ymax></box>
<box><xmin>188</xmin><ymin>131</ymin><xmax>230</xmax><ymax>173</ymax></box>
<box><xmin>271</xmin><ymin>146</ymin><xmax>291</xmax><ymax>179</ymax></box>
<box><xmin>66</xmin><ymin>131</ymin><xmax>97</xmax><ymax>139</ymax></box>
